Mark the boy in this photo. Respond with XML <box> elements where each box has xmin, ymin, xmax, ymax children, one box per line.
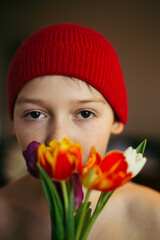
<box><xmin>0</xmin><ymin>23</ymin><xmax>160</xmax><ymax>240</ymax></box>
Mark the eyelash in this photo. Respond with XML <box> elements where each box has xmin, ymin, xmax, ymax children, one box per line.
<box><xmin>24</xmin><ymin>110</ymin><xmax>96</xmax><ymax>121</ymax></box>
<box><xmin>75</xmin><ymin>110</ymin><xmax>95</xmax><ymax>120</ymax></box>
<box><xmin>24</xmin><ymin>111</ymin><xmax>46</xmax><ymax>120</ymax></box>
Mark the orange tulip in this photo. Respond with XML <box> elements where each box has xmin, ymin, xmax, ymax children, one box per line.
<box><xmin>81</xmin><ymin>146</ymin><xmax>146</xmax><ymax>191</ymax></box>
<box><xmin>38</xmin><ymin>138</ymin><xmax>82</xmax><ymax>181</ymax></box>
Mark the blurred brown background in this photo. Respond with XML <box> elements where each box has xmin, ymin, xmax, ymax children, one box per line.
<box><xmin>0</xmin><ymin>0</ymin><xmax>160</xmax><ymax>190</ymax></box>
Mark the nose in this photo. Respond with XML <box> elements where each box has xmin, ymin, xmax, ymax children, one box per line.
<box><xmin>45</xmin><ymin>116</ymin><xmax>72</xmax><ymax>145</ymax></box>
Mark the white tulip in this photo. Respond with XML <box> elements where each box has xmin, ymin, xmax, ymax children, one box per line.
<box><xmin>123</xmin><ymin>147</ymin><xmax>147</xmax><ymax>177</ymax></box>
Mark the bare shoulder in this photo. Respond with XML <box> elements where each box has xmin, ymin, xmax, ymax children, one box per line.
<box><xmin>120</xmin><ymin>182</ymin><xmax>160</xmax><ymax>239</ymax></box>
<box><xmin>0</xmin><ymin>175</ymin><xmax>50</xmax><ymax>240</ymax></box>
<box><xmin>0</xmin><ymin>176</ymin><xmax>33</xmax><ymax>240</ymax></box>
<box><xmin>88</xmin><ymin>182</ymin><xmax>160</xmax><ymax>240</ymax></box>
<box><xmin>0</xmin><ymin>182</ymin><xmax>22</xmax><ymax>240</ymax></box>
<box><xmin>119</xmin><ymin>182</ymin><xmax>160</xmax><ymax>216</ymax></box>
<box><xmin>117</xmin><ymin>181</ymin><xmax>160</xmax><ymax>204</ymax></box>
<box><xmin>110</xmin><ymin>182</ymin><xmax>160</xmax><ymax>239</ymax></box>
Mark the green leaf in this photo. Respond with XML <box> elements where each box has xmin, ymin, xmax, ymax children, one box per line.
<box><xmin>65</xmin><ymin>180</ymin><xmax>75</xmax><ymax>240</ymax></box>
<box><xmin>136</xmin><ymin>139</ymin><xmax>147</xmax><ymax>154</ymax></box>
<box><xmin>61</xmin><ymin>181</ymin><xmax>69</xmax><ymax>223</ymax></box>
<box><xmin>81</xmin><ymin>191</ymin><xmax>113</xmax><ymax>240</ymax></box>
<box><xmin>37</xmin><ymin>165</ymin><xmax>57</xmax><ymax>237</ymax></box>
<box><xmin>95</xmin><ymin>191</ymin><xmax>113</xmax><ymax>213</ymax></box>
<box><xmin>66</xmin><ymin>179</ymin><xmax>70</xmax><ymax>195</ymax></box>
<box><xmin>37</xmin><ymin>164</ymin><xmax>64</xmax><ymax>240</ymax></box>
<box><xmin>80</xmin><ymin>207</ymin><xmax>92</xmax><ymax>238</ymax></box>
<box><xmin>75</xmin><ymin>201</ymin><xmax>91</xmax><ymax>230</ymax></box>
<box><xmin>75</xmin><ymin>190</ymin><xmax>91</xmax><ymax>240</ymax></box>
<box><xmin>74</xmin><ymin>201</ymin><xmax>92</xmax><ymax>239</ymax></box>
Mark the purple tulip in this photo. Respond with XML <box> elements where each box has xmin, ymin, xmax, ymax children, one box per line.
<box><xmin>23</xmin><ymin>141</ymin><xmax>84</xmax><ymax>212</ymax></box>
<box><xmin>70</xmin><ymin>173</ymin><xmax>84</xmax><ymax>211</ymax></box>
<box><xmin>23</xmin><ymin>141</ymin><xmax>41</xmax><ymax>178</ymax></box>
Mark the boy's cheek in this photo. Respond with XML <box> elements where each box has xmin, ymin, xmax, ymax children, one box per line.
<box><xmin>13</xmin><ymin>127</ymin><xmax>42</xmax><ymax>151</ymax></box>
<box><xmin>81</xmin><ymin>135</ymin><xmax>111</xmax><ymax>164</ymax></box>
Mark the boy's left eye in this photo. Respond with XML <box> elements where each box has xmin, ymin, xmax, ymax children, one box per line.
<box><xmin>76</xmin><ymin>110</ymin><xmax>94</xmax><ymax>119</ymax></box>
<box><xmin>24</xmin><ymin>111</ymin><xmax>45</xmax><ymax>120</ymax></box>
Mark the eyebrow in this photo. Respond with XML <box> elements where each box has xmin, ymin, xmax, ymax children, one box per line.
<box><xmin>74</xmin><ymin>99</ymin><xmax>106</xmax><ymax>104</ymax></box>
<box><xmin>16</xmin><ymin>97</ymin><xmax>45</xmax><ymax>105</ymax></box>
<box><xmin>16</xmin><ymin>97</ymin><xmax>106</xmax><ymax>105</ymax></box>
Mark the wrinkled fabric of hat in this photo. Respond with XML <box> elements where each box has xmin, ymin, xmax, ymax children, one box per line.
<box><xmin>7</xmin><ymin>23</ymin><xmax>128</xmax><ymax>124</ymax></box>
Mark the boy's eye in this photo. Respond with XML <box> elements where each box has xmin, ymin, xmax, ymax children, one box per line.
<box><xmin>25</xmin><ymin>111</ymin><xmax>45</xmax><ymax>120</ymax></box>
<box><xmin>77</xmin><ymin>110</ymin><xmax>94</xmax><ymax>119</ymax></box>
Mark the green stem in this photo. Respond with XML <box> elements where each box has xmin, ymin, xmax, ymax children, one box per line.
<box><xmin>82</xmin><ymin>191</ymin><xmax>113</xmax><ymax>240</ymax></box>
<box><xmin>75</xmin><ymin>189</ymin><xmax>91</xmax><ymax>240</ymax></box>
<box><xmin>61</xmin><ymin>181</ymin><xmax>68</xmax><ymax>222</ymax></box>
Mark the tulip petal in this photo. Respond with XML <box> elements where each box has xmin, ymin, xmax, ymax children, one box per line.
<box><xmin>81</xmin><ymin>149</ymin><xmax>134</xmax><ymax>192</ymax></box>
<box><xmin>123</xmin><ymin>147</ymin><xmax>147</xmax><ymax>177</ymax></box>
<box><xmin>38</xmin><ymin>144</ymin><xmax>55</xmax><ymax>178</ymax></box>
<box><xmin>54</xmin><ymin>152</ymin><xmax>75</xmax><ymax>180</ymax></box>
<box><xmin>100</xmin><ymin>151</ymin><xmax>127</xmax><ymax>173</ymax></box>
<box><xmin>23</xmin><ymin>141</ymin><xmax>40</xmax><ymax>178</ymax></box>
<box><xmin>36</xmin><ymin>138</ymin><xmax>83</xmax><ymax>181</ymax></box>
<box><xmin>70</xmin><ymin>173</ymin><xmax>84</xmax><ymax>211</ymax></box>
<box><xmin>82</xmin><ymin>147</ymin><xmax>102</xmax><ymax>174</ymax></box>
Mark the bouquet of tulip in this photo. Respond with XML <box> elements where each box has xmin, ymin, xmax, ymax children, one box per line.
<box><xmin>23</xmin><ymin>138</ymin><xmax>147</xmax><ymax>240</ymax></box>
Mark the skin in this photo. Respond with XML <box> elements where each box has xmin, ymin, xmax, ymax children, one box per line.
<box><xmin>13</xmin><ymin>75</ymin><xmax>123</xmax><ymax>164</ymax></box>
<box><xmin>0</xmin><ymin>75</ymin><xmax>160</xmax><ymax>240</ymax></box>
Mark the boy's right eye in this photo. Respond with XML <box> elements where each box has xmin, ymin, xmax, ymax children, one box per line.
<box><xmin>24</xmin><ymin>111</ymin><xmax>45</xmax><ymax>120</ymax></box>
<box><xmin>76</xmin><ymin>110</ymin><xmax>95</xmax><ymax>120</ymax></box>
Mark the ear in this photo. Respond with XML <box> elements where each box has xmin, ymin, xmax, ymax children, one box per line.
<box><xmin>12</xmin><ymin>126</ymin><xmax>16</xmax><ymax>136</ymax></box>
<box><xmin>111</xmin><ymin>122</ymin><xmax>124</xmax><ymax>135</ymax></box>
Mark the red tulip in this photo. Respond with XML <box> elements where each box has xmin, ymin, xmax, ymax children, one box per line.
<box><xmin>38</xmin><ymin>138</ymin><xmax>82</xmax><ymax>181</ymax></box>
<box><xmin>81</xmin><ymin>146</ymin><xmax>146</xmax><ymax>192</ymax></box>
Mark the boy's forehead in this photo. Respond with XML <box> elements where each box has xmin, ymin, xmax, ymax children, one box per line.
<box><xmin>17</xmin><ymin>75</ymin><xmax>107</xmax><ymax>103</ymax></box>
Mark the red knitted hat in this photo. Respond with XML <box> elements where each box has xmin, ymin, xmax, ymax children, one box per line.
<box><xmin>7</xmin><ymin>23</ymin><xmax>128</xmax><ymax>123</ymax></box>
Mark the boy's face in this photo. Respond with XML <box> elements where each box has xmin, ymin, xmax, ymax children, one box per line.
<box><xmin>13</xmin><ymin>76</ymin><xmax>123</xmax><ymax>164</ymax></box>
